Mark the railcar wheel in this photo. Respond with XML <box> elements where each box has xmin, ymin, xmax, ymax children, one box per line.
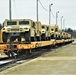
<box><xmin>2</xmin><ymin>32</ymin><xmax>8</xmax><ymax>42</ymax></box>
<box><xmin>7</xmin><ymin>51</ymin><xmax>14</xmax><ymax>58</ymax></box>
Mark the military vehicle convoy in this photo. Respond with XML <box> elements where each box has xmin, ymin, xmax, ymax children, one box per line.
<box><xmin>2</xmin><ymin>19</ymin><xmax>72</xmax><ymax>43</ymax></box>
<box><xmin>0</xmin><ymin>19</ymin><xmax>73</xmax><ymax>57</ymax></box>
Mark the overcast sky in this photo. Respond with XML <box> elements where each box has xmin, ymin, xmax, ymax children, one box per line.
<box><xmin>0</xmin><ymin>0</ymin><xmax>76</xmax><ymax>30</ymax></box>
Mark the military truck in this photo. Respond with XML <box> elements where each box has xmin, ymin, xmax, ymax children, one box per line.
<box><xmin>67</xmin><ymin>33</ymin><xmax>71</xmax><ymax>39</ymax></box>
<box><xmin>41</xmin><ymin>25</ymin><xmax>47</xmax><ymax>41</ymax></box>
<box><xmin>62</xmin><ymin>31</ymin><xmax>66</xmax><ymax>39</ymax></box>
<box><xmin>50</xmin><ymin>24</ymin><xmax>59</xmax><ymax>39</ymax></box>
<box><xmin>2</xmin><ymin>19</ymin><xmax>36</xmax><ymax>42</ymax></box>
<box><xmin>65</xmin><ymin>32</ymin><xmax>71</xmax><ymax>39</ymax></box>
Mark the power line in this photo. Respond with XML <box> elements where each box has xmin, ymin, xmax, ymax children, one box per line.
<box><xmin>38</xmin><ymin>0</ymin><xmax>48</xmax><ymax>12</ymax></box>
<box><xmin>38</xmin><ymin>0</ymin><xmax>56</xmax><ymax>19</ymax></box>
<box><xmin>13</xmin><ymin>0</ymin><xmax>56</xmax><ymax>21</ymax></box>
<box><xmin>51</xmin><ymin>10</ymin><xmax>56</xmax><ymax>18</ymax></box>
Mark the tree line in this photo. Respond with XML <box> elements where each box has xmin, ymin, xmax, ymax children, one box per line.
<box><xmin>63</xmin><ymin>28</ymin><xmax>76</xmax><ymax>38</ymax></box>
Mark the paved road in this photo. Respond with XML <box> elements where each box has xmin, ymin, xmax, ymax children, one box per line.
<box><xmin>0</xmin><ymin>43</ymin><xmax>76</xmax><ymax>75</ymax></box>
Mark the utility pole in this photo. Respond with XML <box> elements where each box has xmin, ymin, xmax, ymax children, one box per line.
<box><xmin>49</xmin><ymin>3</ymin><xmax>53</xmax><ymax>25</ymax></box>
<box><xmin>9</xmin><ymin>0</ymin><xmax>12</xmax><ymax>20</ymax></box>
<box><xmin>63</xmin><ymin>19</ymin><xmax>65</xmax><ymax>30</ymax></box>
<box><xmin>37</xmin><ymin>0</ymin><xmax>38</xmax><ymax>21</ymax></box>
<box><xmin>61</xmin><ymin>16</ymin><xmax>63</xmax><ymax>29</ymax></box>
<box><xmin>56</xmin><ymin>11</ymin><xmax>59</xmax><ymax>25</ymax></box>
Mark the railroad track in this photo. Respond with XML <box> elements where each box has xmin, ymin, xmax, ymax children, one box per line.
<box><xmin>0</xmin><ymin>46</ymin><xmax>52</xmax><ymax>72</ymax></box>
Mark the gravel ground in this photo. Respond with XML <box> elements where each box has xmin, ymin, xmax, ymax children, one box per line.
<box><xmin>0</xmin><ymin>43</ymin><xmax>76</xmax><ymax>75</ymax></box>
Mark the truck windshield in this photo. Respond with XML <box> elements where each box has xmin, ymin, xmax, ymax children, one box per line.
<box><xmin>19</xmin><ymin>21</ymin><xmax>29</xmax><ymax>25</ymax></box>
<box><xmin>7</xmin><ymin>21</ymin><xmax>17</xmax><ymax>25</ymax></box>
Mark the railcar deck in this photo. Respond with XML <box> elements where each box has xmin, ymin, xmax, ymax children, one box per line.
<box><xmin>0</xmin><ymin>39</ymin><xmax>73</xmax><ymax>51</ymax></box>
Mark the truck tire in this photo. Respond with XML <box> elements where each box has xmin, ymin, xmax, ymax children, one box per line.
<box><xmin>41</xmin><ymin>34</ymin><xmax>46</xmax><ymax>41</ymax></box>
<box><xmin>31</xmin><ymin>30</ymin><xmax>36</xmax><ymax>42</ymax></box>
<box><xmin>10</xmin><ymin>37</ymin><xmax>16</xmax><ymax>42</ymax></box>
<box><xmin>2</xmin><ymin>32</ymin><xmax>8</xmax><ymax>42</ymax></box>
<box><xmin>51</xmin><ymin>34</ymin><xmax>54</xmax><ymax>39</ymax></box>
<box><xmin>34</xmin><ymin>32</ymin><xmax>36</xmax><ymax>41</ymax></box>
<box><xmin>18</xmin><ymin>37</ymin><xmax>21</xmax><ymax>42</ymax></box>
<box><xmin>25</xmin><ymin>31</ymin><xmax>31</xmax><ymax>43</ymax></box>
<box><xmin>36</xmin><ymin>36</ymin><xmax>41</xmax><ymax>41</ymax></box>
